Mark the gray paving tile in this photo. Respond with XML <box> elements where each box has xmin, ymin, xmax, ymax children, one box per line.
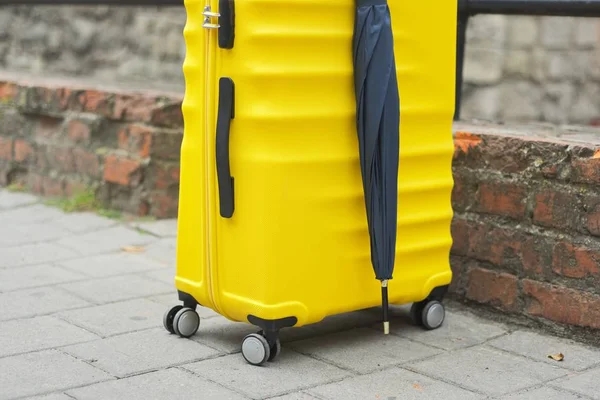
<box><xmin>0</xmin><ymin>242</ymin><xmax>79</xmax><ymax>268</ymax></box>
<box><xmin>143</xmin><ymin>266</ymin><xmax>175</xmax><ymax>285</ymax></box>
<box><xmin>489</xmin><ymin>330</ymin><xmax>600</xmax><ymax>371</ymax></box>
<box><xmin>411</xmin><ymin>346</ymin><xmax>568</xmax><ymax>396</ymax></box>
<box><xmin>0</xmin><ymin>316</ymin><xmax>99</xmax><ymax>358</ymax></box>
<box><xmin>0</xmin><ymin>222</ymin><xmax>72</xmax><ymax>247</ymax></box>
<box><xmin>0</xmin><ymin>204</ymin><xmax>65</xmax><ymax>224</ymax></box>
<box><xmin>0</xmin><ymin>191</ymin><xmax>38</xmax><ymax>209</ymax></box>
<box><xmin>58</xmin><ymin>298</ymin><xmax>167</xmax><ymax>337</ymax></box>
<box><xmin>287</xmin><ymin>327</ymin><xmax>441</xmax><ymax>374</ymax></box>
<box><xmin>59</xmin><ymin>274</ymin><xmax>172</xmax><ymax>305</ymax></box>
<box><xmin>140</xmin><ymin>237</ymin><xmax>176</xmax><ymax>265</ymax></box>
<box><xmin>279</xmin><ymin>308</ymin><xmax>382</xmax><ymax>343</ymax></box>
<box><xmin>67</xmin><ymin>367</ymin><xmax>248</xmax><ymax>400</ymax></box>
<box><xmin>549</xmin><ymin>367</ymin><xmax>600</xmax><ymax>399</ymax></box>
<box><xmin>0</xmin><ymin>349</ymin><xmax>112</xmax><ymax>399</ymax></box>
<box><xmin>0</xmin><ymin>264</ymin><xmax>85</xmax><ymax>292</ymax></box>
<box><xmin>0</xmin><ymin>287</ymin><xmax>91</xmax><ymax>321</ymax></box>
<box><xmin>183</xmin><ymin>350</ymin><xmax>351</xmax><ymax>399</ymax></box>
<box><xmin>149</xmin><ymin>294</ymin><xmax>221</xmax><ymax>319</ymax></box>
<box><xmin>63</xmin><ymin>328</ymin><xmax>221</xmax><ymax>378</ymax></box>
<box><xmin>55</xmin><ymin>226</ymin><xmax>157</xmax><ymax>256</ymax></box>
<box><xmin>309</xmin><ymin>367</ymin><xmax>483</xmax><ymax>400</ymax></box>
<box><xmin>268</xmin><ymin>393</ymin><xmax>319</xmax><ymax>400</ymax></box>
<box><xmin>500</xmin><ymin>386</ymin><xmax>591</xmax><ymax>399</ymax></box>
<box><xmin>57</xmin><ymin>252</ymin><xmax>167</xmax><ymax>278</ymax></box>
<box><xmin>191</xmin><ymin>316</ymin><xmax>260</xmax><ymax>354</ymax></box>
<box><xmin>134</xmin><ymin>219</ymin><xmax>178</xmax><ymax>238</ymax></box>
<box><xmin>22</xmin><ymin>394</ymin><xmax>74</xmax><ymax>400</ymax></box>
<box><xmin>52</xmin><ymin>212</ymin><xmax>116</xmax><ymax>234</ymax></box>
<box><xmin>389</xmin><ymin>310</ymin><xmax>507</xmax><ymax>351</ymax></box>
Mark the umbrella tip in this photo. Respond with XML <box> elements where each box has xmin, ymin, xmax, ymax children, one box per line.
<box><xmin>383</xmin><ymin>321</ymin><xmax>390</xmax><ymax>335</ymax></box>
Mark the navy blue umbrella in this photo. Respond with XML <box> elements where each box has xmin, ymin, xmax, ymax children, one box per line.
<box><xmin>352</xmin><ymin>0</ymin><xmax>400</xmax><ymax>334</ymax></box>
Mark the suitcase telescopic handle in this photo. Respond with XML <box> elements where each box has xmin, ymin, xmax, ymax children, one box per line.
<box><xmin>216</xmin><ymin>77</ymin><xmax>235</xmax><ymax>218</ymax></box>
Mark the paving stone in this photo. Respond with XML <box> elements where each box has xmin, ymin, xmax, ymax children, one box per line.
<box><xmin>411</xmin><ymin>346</ymin><xmax>568</xmax><ymax>396</ymax></box>
<box><xmin>390</xmin><ymin>310</ymin><xmax>507</xmax><ymax>351</ymax></box>
<box><xmin>0</xmin><ymin>316</ymin><xmax>99</xmax><ymax>358</ymax></box>
<box><xmin>0</xmin><ymin>264</ymin><xmax>85</xmax><ymax>292</ymax></box>
<box><xmin>67</xmin><ymin>367</ymin><xmax>248</xmax><ymax>400</ymax></box>
<box><xmin>134</xmin><ymin>219</ymin><xmax>178</xmax><ymax>237</ymax></box>
<box><xmin>52</xmin><ymin>212</ymin><xmax>116</xmax><ymax>234</ymax></box>
<box><xmin>500</xmin><ymin>386</ymin><xmax>590</xmax><ymax>399</ymax></box>
<box><xmin>0</xmin><ymin>191</ymin><xmax>38</xmax><ymax>209</ymax></box>
<box><xmin>309</xmin><ymin>367</ymin><xmax>483</xmax><ymax>400</ymax></box>
<box><xmin>191</xmin><ymin>316</ymin><xmax>260</xmax><ymax>354</ymax></box>
<box><xmin>58</xmin><ymin>298</ymin><xmax>167</xmax><ymax>337</ymax></box>
<box><xmin>183</xmin><ymin>350</ymin><xmax>351</xmax><ymax>399</ymax></box>
<box><xmin>149</xmin><ymin>294</ymin><xmax>221</xmax><ymax>319</ymax></box>
<box><xmin>489</xmin><ymin>330</ymin><xmax>600</xmax><ymax>371</ymax></box>
<box><xmin>0</xmin><ymin>222</ymin><xmax>73</xmax><ymax>247</ymax></box>
<box><xmin>0</xmin><ymin>287</ymin><xmax>91</xmax><ymax>321</ymax></box>
<box><xmin>287</xmin><ymin>327</ymin><xmax>441</xmax><ymax>374</ymax></box>
<box><xmin>63</xmin><ymin>328</ymin><xmax>221</xmax><ymax>378</ymax></box>
<box><xmin>268</xmin><ymin>393</ymin><xmax>319</xmax><ymax>400</ymax></box>
<box><xmin>141</xmin><ymin>237</ymin><xmax>176</xmax><ymax>265</ymax></box>
<box><xmin>55</xmin><ymin>226</ymin><xmax>157</xmax><ymax>256</ymax></box>
<box><xmin>23</xmin><ymin>394</ymin><xmax>74</xmax><ymax>400</ymax></box>
<box><xmin>0</xmin><ymin>349</ymin><xmax>112</xmax><ymax>399</ymax></box>
<box><xmin>144</xmin><ymin>267</ymin><xmax>175</xmax><ymax>285</ymax></box>
<box><xmin>59</xmin><ymin>274</ymin><xmax>172</xmax><ymax>304</ymax></box>
<box><xmin>0</xmin><ymin>204</ymin><xmax>65</xmax><ymax>224</ymax></box>
<box><xmin>549</xmin><ymin>367</ymin><xmax>600</xmax><ymax>399</ymax></box>
<box><xmin>57</xmin><ymin>252</ymin><xmax>167</xmax><ymax>278</ymax></box>
<box><xmin>0</xmin><ymin>242</ymin><xmax>79</xmax><ymax>268</ymax></box>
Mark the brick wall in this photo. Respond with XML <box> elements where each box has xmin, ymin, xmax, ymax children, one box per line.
<box><xmin>451</xmin><ymin>121</ymin><xmax>600</xmax><ymax>335</ymax></box>
<box><xmin>0</xmin><ymin>77</ymin><xmax>183</xmax><ymax>218</ymax></box>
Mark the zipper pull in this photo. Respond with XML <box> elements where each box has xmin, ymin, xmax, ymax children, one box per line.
<box><xmin>202</xmin><ymin>5</ymin><xmax>221</xmax><ymax>29</ymax></box>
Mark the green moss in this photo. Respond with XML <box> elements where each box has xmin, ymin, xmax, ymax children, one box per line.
<box><xmin>44</xmin><ymin>187</ymin><xmax>122</xmax><ymax>220</ymax></box>
<box><xmin>6</xmin><ymin>183</ymin><xmax>26</xmax><ymax>192</ymax></box>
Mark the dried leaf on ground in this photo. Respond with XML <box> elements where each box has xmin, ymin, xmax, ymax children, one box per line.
<box><xmin>548</xmin><ymin>353</ymin><xmax>564</xmax><ymax>361</ymax></box>
<box><xmin>122</xmin><ymin>245</ymin><xmax>145</xmax><ymax>253</ymax></box>
<box><xmin>413</xmin><ymin>383</ymin><xmax>423</xmax><ymax>391</ymax></box>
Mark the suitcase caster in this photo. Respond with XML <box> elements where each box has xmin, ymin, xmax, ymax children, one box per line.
<box><xmin>241</xmin><ymin>331</ymin><xmax>281</xmax><ymax>366</ymax></box>
<box><xmin>163</xmin><ymin>305</ymin><xmax>200</xmax><ymax>338</ymax></box>
<box><xmin>410</xmin><ymin>300</ymin><xmax>445</xmax><ymax>330</ymax></box>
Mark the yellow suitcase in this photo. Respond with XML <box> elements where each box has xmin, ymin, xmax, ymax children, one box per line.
<box><xmin>163</xmin><ymin>0</ymin><xmax>456</xmax><ymax>365</ymax></box>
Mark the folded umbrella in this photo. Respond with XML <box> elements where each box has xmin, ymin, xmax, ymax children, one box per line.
<box><xmin>352</xmin><ymin>0</ymin><xmax>400</xmax><ymax>334</ymax></box>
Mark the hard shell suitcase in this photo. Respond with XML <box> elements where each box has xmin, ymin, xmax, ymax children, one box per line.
<box><xmin>163</xmin><ymin>0</ymin><xmax>457</xmax><ymax>365</ymax></box>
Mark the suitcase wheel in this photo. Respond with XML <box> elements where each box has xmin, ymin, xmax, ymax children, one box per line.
<box><xmin>241</xmin><ymin>333</ymin><xmax>271</xmax><ymax>366</ymax></box>
<box><xmin>164</xmin><ymin>306</ymin><xmax>200</xmax><ymax>338</ymax></box>
<box><xmin>410</xmin><ymin>300</ymin><xmax>446</xmax><ymax>330</ymax></box>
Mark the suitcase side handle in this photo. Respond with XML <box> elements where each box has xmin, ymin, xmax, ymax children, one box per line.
<box><xmin>216</xmin><ymin>77</ymin><xmax>235</xmax><ymax>218</ymax></box>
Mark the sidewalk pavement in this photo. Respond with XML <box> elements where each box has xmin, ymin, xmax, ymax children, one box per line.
<box><xmin>0</xmin><ymin>188</ymin><xmax>599</xmax><ymax>400</ymax></box>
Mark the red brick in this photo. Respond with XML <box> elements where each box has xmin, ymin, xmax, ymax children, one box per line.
<box><xmin>475</xmin><ymin>181</ymin><xmax>526</xmax><ymax>219</ymax></box>
<box><xmin>450</xmin><ymin>217</ymin><xmax>470</xmax><ymax>256</ymax></box>
<box><xmin>27</xmin><ymin>174</ymin><xmax>44</xmax><ymax>194</ymax></box>
<box><xmin>75</xmin><ymin>90</ymin><xmax>114</xmax><ymax>116</ymax></box>
<box><xmin>42</xmin><ymin>176</ymin><xmax>64</xmax><ymax>197</ymax></box>
<box><xmin>466</xmin><ymin>268</ymin><xmax>519</xmax><ymax>312</ymax></box>
<box><xmin>56</xmin><ymin>88</ymin><xmax>73</xmax><ymax>110</ymax></box>
<box><xmin>533</xmin><ymin>189</ymin><xmax>581</xmax><ymax>231</ymax></box>
<box><xmin>151</xmin><ymin>130</ymin><xmax>183</xmax><ymax>161</ymax></box>
<box><xmin>467</xmin><ymin>223</ymin><xmax>523</xmax><ymax>270</ymax></box>
<box><xmin>14</xmin><ymin>140</ymin><xmax>33</xmax><ymax>163</ymax></box>
<box><xmin>150</xmin><ymin>101</ymin><xmax>183</xmax><ymax>128</ymax></box>
<box><xmin>572</xmin><ymin>157</ymin><xmax>600</xmax><ymax>185</ymax></box>
<box><xmin>552</xmin><ymin>242</ymin><xmax>600</xmax><ymax>279</ymax></box>
<box><xmin>0</xmin><ymin>137</ymin><xmax>13</xmax><ymax>161</ymax></box>
<box><xmin>521</xmin><ymin>236</ymin><xmax>553</xmax><ymax>277</ymax></box>
<box><xmin>67</xmin><ymin>120</ymin><xmax>91</xmax><ymax>143</ymax></box>
<box><xmin>34</xmin><ymin>116</ymin><xmax>63</xmax><ymax>139</ymax></box>
<box><xmin>113</xmin><ymin>94</ymin><xmax>157</xmax><ymax>122</ymax></box>
<box><xmin>523</xmin><ymin>280</ymin><xmax>600</xmax><ymax>329</ymax></box>
<box><xmin>103</xmin><ymin>155</ymin><xmax>143</xmax><ymax>186</ymax></box>
<box><xmin>73</xmin><ymin>148</ymin><xmax>100</xmax><ymax>178</ymax></box>
<box><xmin>152</xmin><ymin>162</ymin><xmax>180</xmax><ymax>190</ymax></box>
<box><xmin>47</xmin><ymin>146</ymin><xmax>75</xmax><ymax>173</ymax></box>
<box><xmin>0</xmin><ymin>82</ymin><xmax>19</xmax><ymax>102</ymax></box>
<box><xmin>118</xmin><ymin>124</ymin><xmax>153</xmax><ymax>158</ymax></box>
<box><xmin>150</xmin><ymin>192</ymin><xmax>179</xmax><ymax>218</ymax></box>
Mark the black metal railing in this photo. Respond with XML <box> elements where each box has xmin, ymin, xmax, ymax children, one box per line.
<box><xmin>2</xmin><ymin>0</ymin><xmax>600</xmax><ymax>121</ymax></box>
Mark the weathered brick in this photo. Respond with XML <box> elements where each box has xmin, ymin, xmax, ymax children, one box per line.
<box><xmin>552</xmin><ymin>242</ymin><xmax>600</xmax><ymax>279</ymax></box>
<box><xmin>150</xmin><ymin>192</ymin><xmax>179</xmax><ymax>218</ymax></box>
<box><xmin>150</xmin><ymin>101</ymin><xmax>183</xmax><ymax>128</ymax></box>
<box><xmin>0</xmin><ymin>137</ymin><xmax>13</xmax><ymax>161</ymax></box>
<box><xmin>523</xmin><ymin>279</ymin><xmax>600</xmax><ymax>329</ymax></box>
<box><xmin>47</xmin><ymin>146</ymin><xmax>75</xmax><ymax>173</ymax></box>
<box><xmin>118</xmin><ymin>124</ymin><xmax>153</xmax><ymax>158</ymax></box>
<box><xmin>34</xmin><ymin>116</ymin><xmax>63</xmax><ymax>139</ymax></box>
<box><xmin>467</xmin><ymin>222</ymin><xmax>523</xmax><ymax>271</ymax></box>
<box><xmin>475</xmin><ymin>181</ymin><xmax>527</xmax><ymax>219</ymax></box>
<box><xmin>151</xmin><ymin>162</ymin><xmax>180</xmax><ymax>190</ymax></box>
<box><xmin>72</xmin><ymin>148</ymin><xmax>100</xmax><ymax>178</ymax></box>
<box><xmin>27</xmin><ymin>173</ymin><xmax>44</xmax><ymax>194</ymax></box>
<box><xmin>67</xmin><ymin>119</ymin><xmax>91</xmax><ymax>144</ymax></box>
<box><xmin>113</xmin><ymin>94</ymin><xmax>157</xmax><ymax>122</ymax></box>
<box><xmin>73</xmin><ymin>90</ymin><xmax>114</xmax><ymax>116</ymax></box>
<box><xmin>0</xmin><ymin>81</ymin><xmax>19</xmax><ymax>103</ymax></box>
<box><xmin>521</xmin><ymin>235</ymin><xmax>554</xmax><ymax>278</ymax></box>
<box><xmin>533</xmin><ymin>188</ymin><xmax>581</xmax><ymax>231</ymax></box>
<box><xmin>466</xmin><ymin>268</ymin><xmax>519</xmax><ymax>312</ymax></box>
<box><xmin>64</xmin><ymin>180</ymin><xmax>88</xmax><ymax>197</ymax></box>
<box><xmin>151</xmin><ymin>130</ymin><xmax>182</xmax><ymax>161</ymax></box>
<box><xmin>571</xmin><ymin>156</ymin><xmax>600</xmax><ymax>185</ymax></box>
<box><xmin>18</xmin><ymin>85</ymin><xmax>63</xmax><ymax>115</ymax></box>
<box><xmin>42</xmin><ymin>176</ymin><xmax>64</xmax><ymax>197</ymax></box>
<box><xmin>14</xmin><ymin>139</ymin><xmax>33</xmax><ymax>163</ymax></box>
<box><xmin>450</xmin><ymin>217</ymin><xmax>470</xmax><ymax>256</ymax></box>
<box><xmin>449</xmin><ymin>256</ymin><xmax>469</xmax><ymax>295</ymax></box>
<box><xmin>103</xmin><ymin>155</ymin><xmax>143</xmax><ymax>186</ymax></box>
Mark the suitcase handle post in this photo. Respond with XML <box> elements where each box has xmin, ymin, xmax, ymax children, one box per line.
<box><xmin>216</xmin><ymin>77</ymin><xmax>235</xmax><ymax>218</ymax></box>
